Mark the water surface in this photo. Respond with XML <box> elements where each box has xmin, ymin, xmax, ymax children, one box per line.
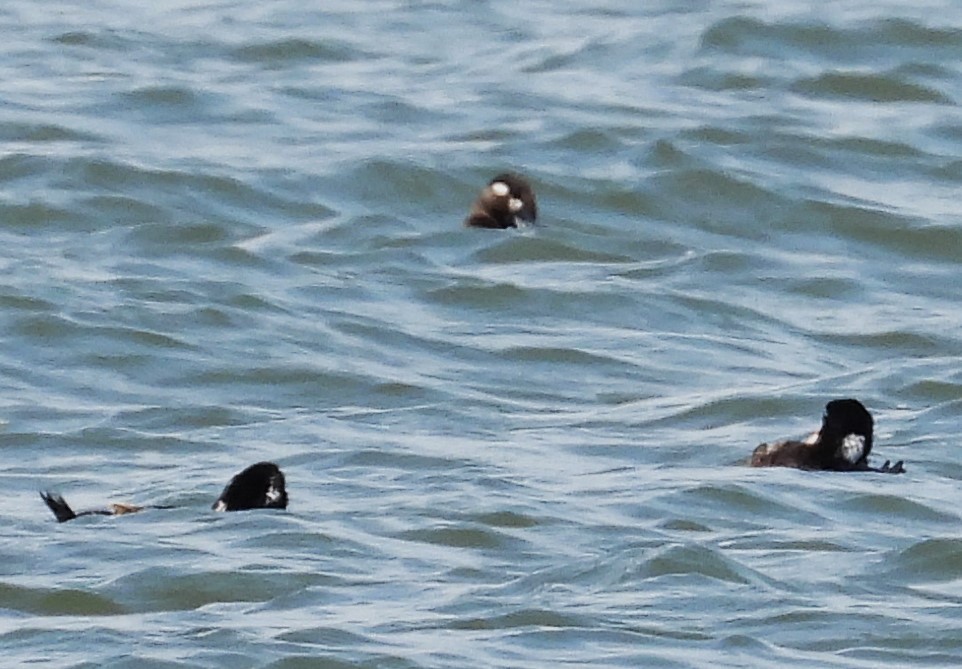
<box><xmin>3</xmin><ymin>1</ymin><xmax>962</xmax><ymax>667</ymax></box>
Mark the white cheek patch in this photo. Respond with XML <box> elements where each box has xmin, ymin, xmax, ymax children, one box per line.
<box><xmin>490</xmin><ymin>181</ymin><xmax>509</xmax><ymax>197</ymax></box>
<box><xmin>266</xmin><ymin>483</ymin><xmax>281</xmax><ymax>503</ymax></box>
<box><xmin>838</xmin><ymin>434</ymin><xmax>866</xmax><ymax>464</ymax></box>
<box><xmin>509</xmin><ymin>197</ymin><xmax>523</xmax><ymax>213</ymax></box>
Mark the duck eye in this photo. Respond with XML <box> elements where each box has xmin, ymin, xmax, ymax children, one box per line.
<box><xmin>490</xmin><ymin>181</ymin><xmax>510</xmax><ymax>197</ymax></box>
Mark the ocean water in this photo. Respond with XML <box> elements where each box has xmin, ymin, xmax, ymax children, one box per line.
<box><xmin>3</xmin><ymin>0</ymin><xmax>962</xmax><ymax>667</ymax></box>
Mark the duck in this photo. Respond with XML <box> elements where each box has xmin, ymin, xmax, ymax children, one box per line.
<box><xmin>464</xmin><ymin>173</ymin><xmax>537</xmax><ymax>229</ymax></box>
<box><xmin>212</xmin><ymin>461</ymin><xmax>287</xmax><ymax>511</ymax></box>
<box><xmin>750</xmin><ymin>399</ymin><xmax>904</xmax><ymax>473</ymax></box>
<box><xmin>40</xmin><ymin>461</ymin><xmax>288</xmax><ymax>522</ymax></box>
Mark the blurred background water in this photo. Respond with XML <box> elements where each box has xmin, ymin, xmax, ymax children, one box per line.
<box><xmin>2</xmin><ymin>0</ymin><xmax>962</xmax><ymax>667</ymax></box>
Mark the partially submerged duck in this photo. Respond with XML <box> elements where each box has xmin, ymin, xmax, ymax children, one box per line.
<box><xmin>40</xmin><ymin>461</ymin><xmax>288</xmax><ymax>522</ymax></box>
<box><xmin>211</xmin><ymin>461</ymin><xmax>287</xmax><ymax>512</ymax></box>
<box><xmin>750</xmin><ymin>399</ymin><xmax>904</xmax><ymax>473</ymax></box>
<box><xmin>464</xmin><ymin>173</ymin><xmax>537</xmax><ymax>229</ymax></box>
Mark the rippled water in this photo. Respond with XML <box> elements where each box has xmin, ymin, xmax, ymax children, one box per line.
<box><xmin>3</xmin><ymin>1</ymin><xmax>962</xmax><ymax>667</ymax></box>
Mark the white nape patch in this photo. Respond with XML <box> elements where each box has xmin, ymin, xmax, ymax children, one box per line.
<box><xmin>838</xmin><ymin>433</ymin><xmax>866</xmax><ymax>464</ymax></box>
<box><xmin>490</xmin><ymin>181</ymin><xmax>510</xmax><ymax>197</ymax></box>
<box><xmin>213</xmin><ymin>500</ymin><xmax>227</xmax><ymax>512</ymax></box>
<box><xmin>508</xmin><ymin>197</ymin><xmax>523</xmax><ymax>213</ymax></box>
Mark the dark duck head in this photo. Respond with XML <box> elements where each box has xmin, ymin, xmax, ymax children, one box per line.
<box><xmin>464</xmin><ymin>173</ymin><xmax>537</xmax><ymax>229</ymax></box>
<box><xmin>750</xmin><ymin>399</ymin><xmax>904</xmax><ymax>473</ymax></box>
<box><xmin>819</xmin><ymin>398</ymin><xmax>874</xmax><ymax>469</ymax></box>
<box><xmin>212</xmin><ymin>461</ymin><xmax>288</xmax><ymax>512</ymax></box>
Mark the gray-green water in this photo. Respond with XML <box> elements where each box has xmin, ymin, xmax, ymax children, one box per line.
<box><xmin>3</xmin><ymin>1</ymin><xmax>962</xmax><ymax>667</ymax></box>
